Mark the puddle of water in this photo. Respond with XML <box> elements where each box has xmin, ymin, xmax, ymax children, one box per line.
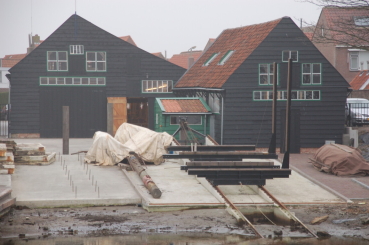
<box><xmin>0</xmin><ymin>234</ymin><xmax>368</xmax><ymax>245</ymax></box>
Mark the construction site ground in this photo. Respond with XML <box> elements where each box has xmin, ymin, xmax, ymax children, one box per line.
<box><xmin>0</xmin><ymin>138</ymin><xmax>369</xmax><ymax>243</ymax></box>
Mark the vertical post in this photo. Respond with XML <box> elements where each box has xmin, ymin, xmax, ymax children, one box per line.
<box><xmin>62</xmin><ymin>106</ymin><xmax>69</xmax><ymax>155</ymax></box>
<box><xmin>282</xmin><ymin>59</ymin><xmax>292</xmax><ymax>169</ymax></box>
<box><xmin>107</xmin><ymin>103</ymin><xmax>113</xmax><ymax>136</ymax></box>
<box><xmin>268</xmin><ymin>62</ymin><xmax>277</xmax><ymax>154</ymax></box>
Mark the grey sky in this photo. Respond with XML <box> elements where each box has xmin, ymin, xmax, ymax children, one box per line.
<box><xmin>0</xmin><ymin>0</ymin><xmax>322</xmax><ymax>59</ymax></box>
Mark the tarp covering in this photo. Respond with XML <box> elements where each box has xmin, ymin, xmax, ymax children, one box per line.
<box><xmin>84</xmin><ymin>123</ymin><xmax>173</xmax><ymax>166</ymax></box>
<box><xmin>312</xmin><ymin>144</ymin><xmax>369</xmax><ymax>176</ymax></box>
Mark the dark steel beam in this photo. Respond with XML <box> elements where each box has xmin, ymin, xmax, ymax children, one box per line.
<box><xmin>268</xmin><ymin>62</ymin><xmax>277</xmax><ymax>154</ymax></box>
<box><xmin>282</xmin><ymin>58</ymin><xmax>292</xmax><ymax>169</ymax></box>
<box><xmin>181</xmin><ymin>165</ymin><xmax>280</xmax><ymax>170</ymax></box>
<box><xmin>163</xmin><ymin>153</ymin><xmax>278</xmax><ymax>160</ymax></box>
<box><xmin>165</xmin><ymin>145</ymin><xmax>256</xmax><ymax>152</ymax></box>
<box><xmin>211</xmin><ymin>179</ymin><xmax>266</xmax><ymax>186</ymax></box>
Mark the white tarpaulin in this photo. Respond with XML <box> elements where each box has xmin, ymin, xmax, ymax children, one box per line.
<box><xmin>84</xmin><ymin>123</ymin><xmax>173</xmax><ymax>166</ymax></box>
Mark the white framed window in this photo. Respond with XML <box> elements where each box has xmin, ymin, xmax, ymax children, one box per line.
<box><xmin>203</xmin><ymin>53</ymin><xmax>219</xmax><ymax>66</ymax></box>
<box><xmin>40</xmin><ymin>77</ymin><xmax>106</xmax><ymax>86</ymax></box>
<box><xmin>70</xmin><ymin>45</ymin><xmax>84</xmax><ymax>55</ymax></box>
<box><xmin>142</xmin><ymin>80</ymin><xmax>173</xmax><ymax>93</ymax></box>
<box><xmin>86</xmin><ymin>52</ymin><xmax>106</xmax><ymax>71</ymax></box>
<box><xmin>282</xmin><ymin>50</ymin><xmax>298</xmax><ymax>62</ymax></box>
<box><xmin>47</xmin><ymin>51</ymin><xmax>68</xmax><ymax>71</ymax></box>
<box><xmin>218</xmin><ymin>50</ymin><xmax>234</xmax><ymax>65</ymax></box>
<box><xmin>302</xmin><ymin>63</ymin><xmax>321</xmax><ymax>85</ymax></box>
<box><xmin>253</xmin><ymin>90</ymin><xmax>320</xmax><ymax>101</ymax></box>
<box><xmin>349</xmin><ymin>52</ymin><xmax>359</xmax><ymax>71</ymax></box>
<box><xmin>259</xmin><ymin>63</ymin><xmax>278</xmax><ymax>85</ymax></box>
<box><xmin>170</xmin><ymin>115</ymin><xmax>202</xmax><ymax>125</ymax></box>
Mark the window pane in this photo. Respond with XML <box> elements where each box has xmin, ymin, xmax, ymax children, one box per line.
<box><xmin>268</xmin><ymin>91</ymin><xmax>273</xmax><ymax>100</ymax></box>
<box><xmin>65</xmin><ymin>78</ymin><xmax>73</xmax><ymax>84</ymax></box>
<box><xmin>162</xmin><ymin>81</ymin><xmax>168</xmax><ymax>92</ymax></box>
<box><xmin>74</xmin><ymin>78</ymin><xmax>81</xmax><ymax>84</ymax></box>
<box><xmin>97</xmin><ymin>52</ymin><xmax>106</xmax><ymax>61</ymax></box>
<box><xmin>282</xmin><ymin>51</ymin><xmax>289</xmax><ymax>61</ymax></box>
<box><xmin>49</xmin><ymin>77</ymin><xmax>56</xmax><ymax>84</ymax></box>
<box><xmin>313</xmin><ymin>64</ymin><xmax>320</xmax><ymax>73</ymax></box>
<box><xmin>48</xmin><ymin>62</ymin><xmax>56</xmax><ymax>70</ymax></box>
<box><xmin>260</xmin><ymin>64</ymin><xmax>268</xmax><ymax>74</ymax></box>
<box><xmin>303</xmin><ymin>75</ymin><xmax>310</xmax><ymax>84</ymax></box>
<box><xmin>97</xmin><ymin>62</ymin><xmax>105</xmax><ymax>71</ymax></box>
<box><xmin>82</xmin><ymin>78</ymin><xmax>89</xmax><ymax>84</ymax></box>
<box><xmin>167</xmin><ymin>81</ymin><xmax>173</xmax><ymax>92</ymax></box>
<box><xmin>98</xmin><ymin>78</ymin><xmax>105</xmax><ymax>84</ymax></box>
<box><xmin>312</xmin><ymin>74</ymin><xmax>321</xmax><ymax>84</ymax></box>
<box><xmin>261</xmin><ymin>91</ymin><xmax>268</xmax><ymax>100</ymax></box>
<box><xmin>306</xmin><ymin>91</ymin><xmax>312</xmax><ymax>99</ymax></box>
<box><xmin>40</xmin><ymin>77</ymin><xmax>48</xmax><ymax>85</ymax></box>
<box><xmin>87</xmin><ymin>52</ymin><xmax>95</xmax><ymax>61</ymax></box>
<box><xmin>90</xmin><ymin>78</ymin><xmax>97</xmax><ymax>84</ymax></box>
<box><xmin>291</xmin><ymin>91</ymin><xmax>297</xmax><ymax>99</ymax></box>
<box><xmin>58</xmin><ymin>52</ymin><xmax>67</xmax><ymax>60</ymax></box>
<box><xmin>48</xmin><ymin>52</ymin><xmax>56</xmax><ymax>60</ymax></box>
<box><xmin>254</xmin><ymin>91</ymin><xmax>261</xmax><ymax>100</ymax></box>
<box><xmin>152</xmin><ymin>81</ymin><xmax>158</xmax><ymax>92</ymax></box>
<box><xmin>313</xmin><ymin>91</ymin><xmax>320</xmax><ymax>99</ymax></box>
<box><xmin>187</xmin><ymin>116</ymin><xmax>201</xmax><ymax>125</ymax></box>
<box><xmin>260</xmin><ymin>75</ymin><xmax>268</xmax><ymax>84</ymax></box>
<box><xmin>291</xmin><ymin>51</ymin><xmax>297</xmax><ymax>61</ymax></box>
<box><xmin>157</xmin><ymin>81</ymin><xmax>163</xmax><ymax>92</ymax></box>
<box><xmin>269</xmin><ymin>74</ymin><xmax>274</xmax><ymax>85</ymax></box>
<box><xmin>57</xmin><ymin>78</ymin><xmax>64</xmax><ymax>84</ymax></box>
<box><xmin>299</xmin><ymin>91</ymin><xmax>305</xmax><ymax>99</ymax></box>
<box><xmin>170</xmin><ymin>116</ymin><xmax>178</xmax><ymax>124</ymax></box>
<box><xmin>59</xmin><ymin>62</ymin><xmax>67</xmax><ymax>71</ymax></box>
<box><xmin>269</xmin><ymin>64</ymin><xmax>274</xmax><ymax>73</ymax></box>
<box><xmin>87</xmin><ymin>62</ymin><xmax>95</xmax><ymax>71</ymax></box>
<box><xmin>303</xmin><ymin>64</ymin><xmax>310</xmax><ymax>73</ymax></box>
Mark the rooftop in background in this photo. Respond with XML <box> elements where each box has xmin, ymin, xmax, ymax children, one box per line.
<box><xmin>350</xmin><ymin>70</ymin><xmax>369</xmax><ymax>90</ymax></box>
<box><xmin>157</xmin><ymin>98</ymin><xmax>211</xmax><ymax>113</ymax></box>
<box><xmin>0</xmin><ymin>54</ymin><xmax>27</xmax><ymax>68</ymax></box>
<box><xmin>119</xmin><ymin>35</ymin><xmax>137</xmax><ymax>46</ymax></box>
<box><xmin>168</xmin><ymin>50</ymin><xmax>203</xmax><ymax>69</ymax></box>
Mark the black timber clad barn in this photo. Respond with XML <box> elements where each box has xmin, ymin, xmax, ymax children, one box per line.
<box><xmin>8</xmin><ymin>14</ymin><xmax>185</xmax><ymax>138</ymax></box>
<box><xmin>174</xmin><ymin>17</ymin><xmax>349</xmax><ymax>152</ymax></box>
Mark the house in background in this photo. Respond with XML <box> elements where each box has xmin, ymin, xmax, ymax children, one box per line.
<box><xmin>174</xmin><ymin>17</ymin><xmax>349</xmax><ymax>152</ymax></box>
<box><xmin>169</xmin><ymin>50</ymin><xmax>203</xmax><ymax>69</ymax></box>
<box><xmin>7</xmin><ymin>14</ymin><xmax>185</xmax><ymax>138</ymax></box>
<box><xmin>312</xmin><ymin>7</ymin><xmax>369</xmax><ymax>82</ymax></box>
<box><xmin>348</xmin><ymin>70</ymin><xmax>369</xmax><ymax>99</ymax></box>
<box><xmin>154</xmin><ymin>97</ymin><xmax>212</xmax><ymax>144</ymax></box>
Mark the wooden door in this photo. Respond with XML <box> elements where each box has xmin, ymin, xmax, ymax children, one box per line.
<box><xmin>107</xmin><ymin>97</ymin><xmax>127</xmax><ymax>136</ymax></box>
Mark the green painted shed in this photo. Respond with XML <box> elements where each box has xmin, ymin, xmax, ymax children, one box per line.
<box><xmin>154</xmin><ymin>97</ymin><xmax>212</xmax><ymax>144</ymax></box>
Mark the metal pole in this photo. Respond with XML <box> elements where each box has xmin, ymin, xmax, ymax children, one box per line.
<box><xmin>268</xmin><ymin>62</ymin><xmax>277</xmax><ymax>154</ymax></box>
<box><xmin>282</xmin><ymin>59</ymin><xmax>292</xmax><ymax>169</ymax></box>
<box><xmin>62</xmin><ymin>106</ymin><xmax>69</xmax><ymax>155</ymax></box>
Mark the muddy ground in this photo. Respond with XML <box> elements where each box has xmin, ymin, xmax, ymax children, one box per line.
<box><xmin>0</xmin><ymin>202</ymin><xmax>368</xmax><ymax>242</ymax></box>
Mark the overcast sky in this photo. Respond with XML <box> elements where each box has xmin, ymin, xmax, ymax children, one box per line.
<box><xmin>0</xmin><ymin>0</ymin><xmax>322</xmax><ymax>59</ymax></box>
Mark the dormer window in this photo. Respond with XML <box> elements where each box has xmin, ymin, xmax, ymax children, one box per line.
<box><xmin>218</xmin><ymin>50</ymin><xmax>234</xmax><ymax>65</ymax></box>
<box><xmin>203</xmin><ymin>53</ymin><xmax>219</xmax><ymax>66</ymax></box>
<box><xmin>282</xmin><ymin>50</ymin><xmax>298</xmax><ymax>62</ymax></box>
<box><xmin>354</xmin><ymin>17</ymin><xmax>369</xmax><ymax>26</ymax></box>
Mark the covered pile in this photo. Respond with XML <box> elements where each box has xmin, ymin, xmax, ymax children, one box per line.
<box><xmin>312</xmin><ymin>144</ymin><xmax>369</xmax><ymax>176</ymax></box>
<box><xmin>84</xmin><ymin>123</ymin><xmax>173</xmax><ymax>166</ymax></box>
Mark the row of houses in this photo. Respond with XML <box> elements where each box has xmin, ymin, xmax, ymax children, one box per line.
<box><xmin>5</xmin><ymin>6</ymin><xmax>367</xmax><ymax>152</ymax></box>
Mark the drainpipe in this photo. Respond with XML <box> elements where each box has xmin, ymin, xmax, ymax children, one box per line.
<box><xmin>204</xmin><ymin>114</ymin><xmax>207</xmax><ymax>138</ymax></box>
<box><xmin>221</xmin><ymin>96</ymin><xmax>224</xmax><ymax>144</ymax></box>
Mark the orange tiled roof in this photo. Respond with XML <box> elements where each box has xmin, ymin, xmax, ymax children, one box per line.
<box><xmin>1</xmin><ymin>53</ymin><xmax>27</xmax><ymax>68</ymax></box>
<box><xmin>175</xmin><ymin>18</ymin><xmax>281</xmax><ymax>88</ymax></box>
<box><xmin>151</xmin><ymin>52</ymin><xmax>166</xmax><ymax>59</ymax></box>
<box><xmin>169</xmin><ymin>51</ymin><xmax>203</xmax><ymax>69</ymax></box>
<box><xmin>119</xmin><ymin>35</ymin><xmax>137</xmax><ymax>46</ymax></box>
<box><xmin>161</xmin><ymin>99</ymin><xmax>209</xmax><ymax>113</ymax></box>
<box><xmin>305</xmin><ymin>32</ymin><xmax>314</xmax><ymax>40</ymax></box>
<box><xmin>350</xmin><ymin>70</ymin><xmax>369</xmax><ymax>90</ymax></box>
<box><xmin>316</xmin><ymin>7</ymin><xmax>369</xmax><ymax>45</ymax></box>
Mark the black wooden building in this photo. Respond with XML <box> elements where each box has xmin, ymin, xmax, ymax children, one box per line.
<box><xmin>7</xmin><ymin>14</ymin><xmax>185</xmax><ymax>138</ymax></box>
<box><xmin>174</xmin><ymin>17</ymin><xmax>349</xmax><ymax>152</ymax></box>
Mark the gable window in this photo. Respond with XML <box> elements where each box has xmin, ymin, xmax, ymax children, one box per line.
<box><xmin>349</xmin><ymin>52</ymin><xmax>359</xmax><ymax>71</ymax></box>
<box><xmin>218</xmin><ymin>50</ymin><xmax>234</xmax><ymax>65</ymax></box>
<box><xmin>70</xmin><ymin>45</ymin><xmax>84</xmax><ymax>55</ymax></box>
<box><xmin>86</xmin><ymin>52</ymin><xmax>106</xmax><ymax>71</ymax></box>
<box><xmin>282</xmin><ymin>50</ymin><xmax>298</xmax><ymax>62</ymax></box>
<box><xmin>302</xmin><ymin>63</ymin><xmax>321</xmax><ymax>85</ymax></box>
<box><xmin>47</xmin><ymin>51</ymin><xmax>68</xmax><ymax>71</ymax></box>
<box><xmin>142</xmin><ymin>80</ymin><xmax>173</xmax><ymax>93</ymax></box>
<box><xmin>203</xmin><ymin>53</ymin><xmax>219</xmax><ymax>66</ymax></box>
<box><xmin>259</xmin><ymin>63</ymin><xmax>278</xmax><ymax>85</ymax></box>
<box><xmin>170</xmin><ymin>115</ymin><xmax>202</xmax><ymax>125</ymax></box>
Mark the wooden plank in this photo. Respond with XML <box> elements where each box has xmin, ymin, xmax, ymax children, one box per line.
<box><xmin>108</xmin><ymin>97</ymin><xmax>127</xmax><ymax>136</ymax></box>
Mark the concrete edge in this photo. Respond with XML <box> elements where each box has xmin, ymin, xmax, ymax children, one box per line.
<box><xmin>195</xmin><ymin>177</ymin><xmax>225</xmax><ymax>203</ymax></box>
<box><xmin>290</xmin><ymin>166</ymin><xmax>353</xmax><ymax>203</ymax></box>
<box><xmin>121</xmin><ymin>169</ymin><xmax>148</xmax><ymax>205</ymax></box>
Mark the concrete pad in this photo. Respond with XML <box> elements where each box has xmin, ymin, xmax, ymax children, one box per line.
<box><xmin>0</xmin><ymin>174</ymin><xmax>11</xmax><ymax>187</ymax></box>
<box><xmin>11</xmin><ymin>154</ymin><xmax>141</xmax><ymax>208</ymax></box>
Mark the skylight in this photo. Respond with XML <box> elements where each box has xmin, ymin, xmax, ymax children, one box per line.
<box><xmin>218</xmin><ymin>50</ymin><xmax>234</xmax><ymax>65</ymax></box>
<box><xmin>203</xmin><ymin>53</ymin><xmax>219</xmax><ymax>66</ymax></box>
<box><xmin>354</xmin><ymin>17</ymin><xmax>369</xmax><ymax>26</ymax></box>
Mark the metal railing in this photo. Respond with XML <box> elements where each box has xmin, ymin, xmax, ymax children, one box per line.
<box><xmin>0</xmin><ymin>104</ymin><xmax>9</xmax><ymax>138</ymax></box>
<box><xmin>346</xmin><ymin>103</ymin><xmax>369</xmax><ymax>127</ymax></box>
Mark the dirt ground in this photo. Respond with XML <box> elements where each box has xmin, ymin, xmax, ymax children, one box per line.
<box><xmin>0</xmin><ymin>202</ymin><xmax>368</xmax><ymax>242</ymax></box>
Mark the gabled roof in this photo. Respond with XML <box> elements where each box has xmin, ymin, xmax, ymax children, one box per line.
<box><xmin>175</xmin><ymin>18</ymin><xmax>281</xmax><ymax>89</ymax></box>
<box><xmin>169</xmin><ymin>50</ymin><xmax>203</xmax><ymax>69</ymax></box>
<box><xmin>350</xmin><ymin>70</ymin><xmax>369</xmax><ymax>90</ymax></box>
<box><xmin>119</xmin><ymin>35</ymin><xmax>137</xmax><ymax>46</ymax></box>
<box><xmin>151</xmin><ymin>52</ymin><xmax>166</xmax><ymax>59</ymax></box>
<box><xmin>1</xmin><ymin>54</ymin><xmax>27</xmax><ymax>68</ymax></box>
<box><xmin>314</xmin><ymin>6</ymin><xmax>369</xmax><ymax>46</ymax></box>
<box><xmin>157</xmin><ymin>97</ymin><xmax>211</xmax><ymax>114</ymax></box>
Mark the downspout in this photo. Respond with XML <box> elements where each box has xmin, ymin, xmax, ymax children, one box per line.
<box><xmin>221</xmin><ymin>96</ymin><xmax>224</xmax><ymax>144</ymax></box>
<box><xmin>204</xmin><ymin>114</ymin><xmax>207</xmax><ymax>138</ymax></box>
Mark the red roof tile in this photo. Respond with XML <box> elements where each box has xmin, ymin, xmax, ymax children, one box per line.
<box><xmin>161</xmin><ymin>99</ymin><xmax>209</xmax><ymax>113</ymax></box>
<box><xmin>119</xmin><ymin>35</ymin><xmax>137</xmax><ymax>46</ymax></box>
<box><xmin>151</xmin><ymin>52</ymin><xmax>166</xmax><ymax>59</ymax></box>
<box><xmin>350</xmin><ymin>70</ymin><xmax>369</xmax><ymax>90</ymax></box>
<box><xmin>169</xmin><ymin>51</ymin><xmax>203</xmax><ymax>69</ymax></box>
<box><xmin>175</xmin><ymin>18</ymin><xmax>281</xmax><ymax>88</ymax></box>
<box><xmin>1</xmin><ymin>53</ymin><xmax>27</xmax><ymax>68</ymax></box>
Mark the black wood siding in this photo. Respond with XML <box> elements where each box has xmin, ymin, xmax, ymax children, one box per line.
<box><xmin>221</xmin><ymin>17</ymin><xmax>348</xmax><ymax>148</ymax></box>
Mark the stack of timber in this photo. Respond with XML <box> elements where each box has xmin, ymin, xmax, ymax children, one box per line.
<box><xmin>0</xmin><ymin>143</ymin><xmax>14</xmax><ymax>174</ymax></box>
<box><xmin>14</xmin><ymin>143</ymin><xmax>56</xmax><ymax>166</ymax></box>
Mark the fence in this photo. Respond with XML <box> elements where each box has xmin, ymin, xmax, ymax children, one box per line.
<box><xmin>0</xmin><ymin>104</ymin><xmax>9</xmax><ymax>138</ymax></box>
<box><xmin>346</xmin><ymin>102</ymin><xmax>369</xmax><ymax>127</ymax></box>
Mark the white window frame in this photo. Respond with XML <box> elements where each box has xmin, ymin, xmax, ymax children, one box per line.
<box><xmin>203</xmin><ymin>53</ymin><xmax>219</xmax><ymax>66</ymax></box>
<box><xmin>302</xmin><ymin>63</ymin><xmax>321</xmax><ymax>85</ymax></box>
<box><xmin>253</xmin><ymin>90</ymin><xmax>320</xmax><ymax>101</ymax></box>
<box><xmin>259</xmin><ymin>63</ymin><xmax>278</xmax><ymax>85</ymax></box>
<box><xmin>282</xmin><ymin>50</ymin><xmax>298</xmax><ymax>62</ymax></box>
<box><xmin>70</xmin><ymin>45</ymin><xmax>84</xmax><ymax>55</ymax></box>
<box><xmin>86</xmin><ymin>52</ymin><xmax>106</xmax><ymax>71</ymax></box>
<box><xmin>218</xmin><ymin>50</ymin><xmax>234</xmax><ymax>65</ymax></box>
<box><xmin>47</xmin><ymin>51</ymin><xmax>68</xmax><ymax>71</ymax></box>
<box><xmin>142</xmin><ymin>80</ymin><xmax>173</xmax><ymax>93</ymax></box>
<box><xmin>40</xmin><ymin>77</ymin><xmax>106</xmax><ymax>86</ymax></box>
<box><xmin>349</xmin><ymin>52</ymin><xmax>359</xmax><ymax>71</ymax></box>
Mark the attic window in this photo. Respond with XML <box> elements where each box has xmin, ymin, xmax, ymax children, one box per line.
<box><xmin>282</xmin><ymin>50</ymin><xmax>298</xmax><ymax>62</ymax></box>
<box><xmin>218</xmin><ymin>50</ymin><xmax>234</xmax><ymax>65</ymax></box>
<box><xmin>354</xmin><ymin>17</ymin><xmax>369</xmax><ymax>26</ymax></box>
<box><xmin>70</xmin><ymin>45</ymin><xmax>84</xmax><ymax>55</ymax></box>
<box><xmin>203</xmin><ymin>53</ymin><xmax>219</xmax><ymax>66</ymax></box>
<box><xmin>47</xmin><ymin>51</ymin><xmax>68</xmax><ymax>71</ymax></box>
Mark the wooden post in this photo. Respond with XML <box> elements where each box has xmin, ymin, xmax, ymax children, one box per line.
<box><xmin>282</xmin><ymin>59</ymin><xmax>292</xmax><ymax>169</ymax></box>
<box><xmin>107</xmin><ymin>103</ymin><xmax>113</xmax><ymax>136</ymax></box>
<box><xmin>268</xmin><ymin>62</ymin><xmax>277</xmax><ymax>154</ymax></box>
<box><xmin>62</xmin><ymin>106</ymin><xmax>69</xmax><ymax>155</ymax></box>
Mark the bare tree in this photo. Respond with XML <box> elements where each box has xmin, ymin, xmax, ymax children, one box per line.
<box><xmin>301</xmin><ymin>0</ymin><xmax>369</xmax><ymax>50</ymax></box>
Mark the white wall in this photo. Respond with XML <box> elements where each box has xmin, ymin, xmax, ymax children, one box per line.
<box><xmin>0</xmin><ymin>67</ymin><xmax>10</xmax><ymax>89</ymax></box>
